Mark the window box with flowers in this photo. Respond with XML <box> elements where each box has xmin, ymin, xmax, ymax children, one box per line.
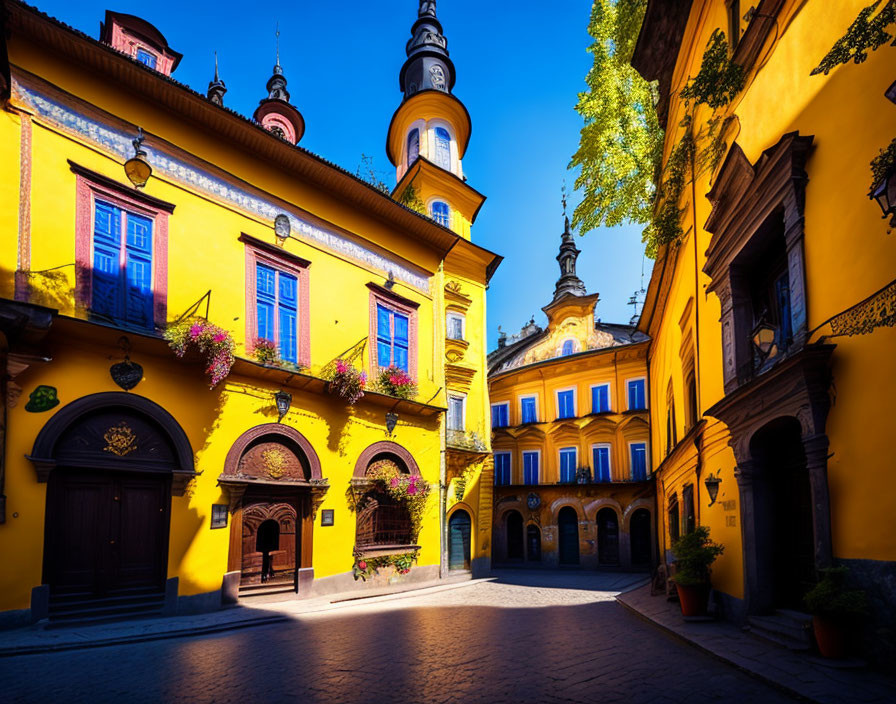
<box><xmin>374</xmin><ymin>365</ymin><xmax>418</xmax><ymax>400</ymax></box>
<box><xmin>324</xmin><ymin>358</ymin><xmax>367</xmax><ymax>405</ymax></box>
<box><xmin>164</xmin><ymin>317</ymin><xmax>235</xmax><ymax>388</ymax></box>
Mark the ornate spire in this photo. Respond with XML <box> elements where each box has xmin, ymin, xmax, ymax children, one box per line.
<box><xmin>553</xmin><ymin>217</ymin><xmax>587</xmax><ymax>301</ymax></box>
<box><xmin>253</xmin><ymin>23</ymin><xmax>305</xmax><ymax>144</ymax></box>
<box><xmin>207</xmin><ymin>52</ymin><xmax>227</xmax><ymax>106</ymax></box>
<box><xmin>398</xmin><ymin>0</ymin><xmax>456</xmax><ymax>99</ymax></box>
<box><xmin>265</xmin><ymin>24</ymin><xmax>290</xmax><ymax>102</ymax></box>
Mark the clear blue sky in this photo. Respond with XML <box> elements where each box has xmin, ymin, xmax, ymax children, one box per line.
<box><xmin>36</xmin><ymin>0</ymin><xmax>652</xmax><ymax>346</ymax></box>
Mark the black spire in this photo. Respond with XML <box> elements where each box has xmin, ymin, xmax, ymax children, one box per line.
<box><xmin>399</xmin><ymin>0</ymin><xmax>456</xmax><ymax>99</ymax></box>
<box><xmin>265</xmin><ymin>25</ymin><xmax>290</xmax><ymax>102</ymax></box>
<box><xmin>553</xmin><ymin>217</ymin><xmax>587</xmax><ymax>301</ymax></box>
<box><xmin>207</xmin><ymin>52</ymin><xmax>227</xmax><ymax>106</ymax></box>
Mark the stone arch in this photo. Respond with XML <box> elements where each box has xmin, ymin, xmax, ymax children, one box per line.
<box><xmin>353</xmin><ymin>441</ymin><xmax>420</xmax><ymax>478</ymax></box>
<box><xmin>549</xmin><ymin>497</ymin><xmax>585</xmax><ymax>523</ymax></box>
<box><xmin>583</xmin><ymin>497</ymin><xmax>624</xmax><ymax>523</ymax></box>
<box><xmin>622</xmin><ymin>498</ymin><xmax>655</xmax><ymax>531</ymax></box>
<box><xmin>223</xmin><ymin>423</ymin><xmax>322</xmax><ymax>481</ymax></box>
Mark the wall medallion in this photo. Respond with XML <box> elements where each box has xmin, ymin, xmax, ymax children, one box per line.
<box><xmin>104</xmin><ymin>422</ymin><xmax>138</xmax><ymax>456</ymax></box>
<box><xmin>526</xmin><ymin>492</ymin><xmax>541</xmax><ymax>510</ymax></box>
<box><xmin>262</xmin><ymin>447</ymin><xmax>288</xmax><ymax>478</ymax></box>
<box><xmin>429</xmin><ymin>65</ymin><xmax>446</xmax><ymax>90</ymax></box>
<box><xmin>110</xmin><ymin>360</ymin><xmax>144</xmax><ymax>390</ymax></box>
<box><xmin>25</xmin><ymin>385</ymin><xmax>59</xmax><ymax>413</ymax></box>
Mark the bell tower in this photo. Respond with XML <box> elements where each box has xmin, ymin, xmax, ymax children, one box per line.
<box><xmin>253</xmin><ymin>28</ymin><xmax>305</xmax><ymax>145</ymax></box>
<box><xmin>387</xmin><ymin>1</ymin><xmax>483</xmax><ymax>240</ymax></box>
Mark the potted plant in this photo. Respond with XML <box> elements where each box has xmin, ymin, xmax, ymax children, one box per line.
<box><xmin>164</xmin><ymin>317</ymin><xmax>235</xmax><ymax>388</ymax></box>
<box><xmin>252</xmin><ymin>337</ymin><xmax>280</xmax><ymax>366</ymax></box>
<box><xmin>325</xmin><ymin>359</ymin><xmax>366</xmax><ymax>405</ymax></box>
<box><xmin>804</xmin><ymin>566</ymin><xmax>867</xmax><ymax>659</ymax></box>
<box><xmin>671</xmin><ymin>526</ymin><xmax>724</xmax><ymax>618</ymax></box>
<box><xmin>374</xmin><ymin>365</ymin><xmax>417</xmax><ymax>400</ymax></box>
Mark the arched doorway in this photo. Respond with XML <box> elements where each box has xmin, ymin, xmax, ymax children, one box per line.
<box><xmin>597</xmin><ymin>508</ymin><xmax>620</xmax><ymax>566</ymax></box>
<box><xmin>448</xmin><ymin>510</ymin><xmax>472</xmax><ymax>570</ymax></box>
<box><xmin>750</xmin><ymin>417</ymin><xmax>814</xmax><ymax>610</ymax></box>
<box><xmin>526</xmin><ymin>524</ymin><xmax>541</xmax><ymax>562</ymax></box>
<box><xmin>630</xmin><ymin>508</ymin><xmax>652</xmax><ymax>567</ymax></box>
<box><xmin>506</xmin><ymin>510</ymin><xmax>524</xmax><ymax>560</ymax></box>
<box><xmin>241</xmin><ymin>503</ymin><xmax>296</xmax><ymax>586</ymax></box>
<box><xmin>29</xmin><ymin>392</ymin><xmax>195</xmax><ymax>601</ymax></box>
<box><xmin>558</xmin><ymin>507</ymin><xmax>580</xmax><ymax>565</ymax></box>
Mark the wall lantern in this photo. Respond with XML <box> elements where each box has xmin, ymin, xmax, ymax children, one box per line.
<box><xmin>751</xmin><ymin>315</ymin><xmax>778</xmax><ymax>361</ymax></box>
<box><xmin>869</xmin><ymin>170</ymin><xmax>896</xmax><ymax>228</ymax></box>
<box><xmin>275</xmin><ymin>390</ymin><xmax>292</xmax><ymax>422</ymax></box>
<box><xmin>704</xmin><ymin>472</ymin><xmax>722</xmax><ymax>506</ymax></box>
<box><xmin>385</xmin><ymin>411</ymin><xmax>399</xmax><ymax>435</ymax></box>
<box><xmin>124</xmin><ymin>127</ymin><xmax>153</xmax><ymax>188</ymax></box>
<box><xmin>274</xmin><ymin>214</ymin><xmax>291</xmax><ymax>241</ymax></box>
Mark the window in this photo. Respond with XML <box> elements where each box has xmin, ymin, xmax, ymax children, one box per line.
<box><xmin>665</xmin><ymin>382</ymin><xmax>677</xmax><ymax>456</ymax></box>
<box><xmin>627</xmin><ymin>378</ymin><xmax>646</xmax><ymax>410</ymax></box>
<box><xmin>494</xmin><ymin>452</ymin><xmax>511</xmax><ymax>486</ymax></box>
<box><xmin>434</xmin><ymin>126</ymin><xmax>451</xmax><ymax>169</ymax></box>
<box><xmin>559</xmin><ymin>447</ymin><xmax>577</xmax><ymax>483</ymax></box>
<box><xmin>446</xmin><ymin>311</ymin><xmax>465</xmax><ymax>340</ymax></box>
<box><xmin>683</xmin><ymin>484</ymin><xmax>696</xmax><ymax>534</ymax></box>
<box><xmin>91</xmin><ymin>199</ymin><xmax>154</xmax><ymax>328</ymax></box>
<box><xmin>356</xmin><ymin>485</ymin><xmax>412</xmax><ymax>548</ymax></box>
<box><xmin>685</xmin><ymin>371</ymin><xmax>698</xmax><ymax>431</ymax></box>
<box><xmin>448</xmin><ymin>395</ymin><xmax>465</xmax><ymax>431</ymax></box>
<box><xmin>431</xmin><ymin>200</ymin><xmax>450</xmax><ymax>228</ymax></box>
<box><xmin>591</xmin><ymin>384</ymin><xmax>610</xmax><ymax>414</ymax></box>
<box><xmin>556</xmin><ymin>389</ymin><xmax>576</xmax><ymax>419</ymax></box>
<box><xmin>491</xmin><ymin>402</ymin><xmax>509</xmax><ymax>429</ymax></box>
<box><xmin>256</xmin><ymin>263</ymin><xmax>299</xmax><ymax>363</ymax></box>
<box><xmin>668</xmin><ymin>495</ymin><xmax>680</xmax><ymax>543</ymax></box>
<box><xmin>561</xmin><ymin>339</ymin><xmax>575</xmax><ymax>356</ymax></box>
<box><xmin>522</xmin><ymin>451</ymin><xmax>540</xmax><ymax>484</ymax></box>
<box><xmin>376</xmin><ymin>303</ymin><xmax>410</xmax><ymax>371</ymax></box>
<box><xmin>407</xmin><ymin>128</ymin><xmax>420</xmax><ymax>166</ymax></box>
<box><xmin>136</xmin><ymin>48</ymin><xmax>157</xmax><ymax>69</ymax></box>
<box><xmin>630</xmin><ymin>442</ymin><xmax>648</xmax><ymax>480</ymax></box>
<box><xmin>520</xmin><ymin>396</ymin><xmax>537</xmax><ymax>424</ymax></box>
<box><xmin>592</xmin><ymin>444</ymin><xmax>611</xmax><ymax>482</ymax></box>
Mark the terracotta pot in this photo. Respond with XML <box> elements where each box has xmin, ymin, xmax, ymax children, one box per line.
<box><xmin>676</xmin><ymin>582</ymin><xmax>710</xmax><ymax>617</ymax></box>
<box><xmin>813</xmin><ymin>615</ymin><xmax>848</xmax><ymax>659</ymax></box>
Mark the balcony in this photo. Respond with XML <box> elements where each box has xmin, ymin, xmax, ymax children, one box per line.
<box><xmin>446</xmin><ymin>429</ymin><xmax>488</xmax><ymax>453</ymax></box>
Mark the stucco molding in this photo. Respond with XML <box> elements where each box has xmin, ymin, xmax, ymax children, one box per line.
<box><xmin>583</xmin><ymin>497</ymin><xmax>624</xmax><ymax>523</ymax></box>
<box><xmin>352</xmin><ymin>441</ymin><xmax>421</xmax><ymax>478</ymax></box>
<box><xmin>221</xmin><ymin>423</ymin><xmax>323</xmax><ymax>482</ymax></box>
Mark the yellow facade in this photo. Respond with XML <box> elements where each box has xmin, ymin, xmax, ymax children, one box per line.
<box><xmin>0</xmin><ymin>2</ymin><xmax>498</xmax><ymax>622</ymax></box>
<box><xmin>633</xmin><ymin>0</ymin><xmax>896</xmax><ymax>634</ymax></box>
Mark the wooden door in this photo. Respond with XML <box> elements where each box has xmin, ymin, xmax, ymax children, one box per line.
<box><xmin>240</xmin><ymin>495</ymin><xmax>299</xmax><ymax>586</ymax></box>
<box><xmin>558</xmin><ymin>507</ymin><xmax>580</xmax><ymax>565</ymax></box>
<box><xmin>597</xmin><ymin>508</ymin><xmax>620</xmax><ymax>566</ymax></box>
<box><xmin>506</xmin><ymin>511</ymin><xmax>524</xmax><ymax>560</ymax></box>
<box><xmin>448</xmin><ymin>510</ymin><xmax>471</xmax><ymax>570</ymax></box>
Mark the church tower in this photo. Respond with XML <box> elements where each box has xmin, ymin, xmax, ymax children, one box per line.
<box><xmin>387</xmin><ymin>0</ymin><xmax>484</xmax><ymax>240</ymax></box>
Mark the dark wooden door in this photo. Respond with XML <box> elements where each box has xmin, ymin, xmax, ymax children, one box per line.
<box><xmin>45</xmin><ymin>469</ymin><xmax>170</xmax><ymax>596</ymax></box>
<box><xmin>597</xmin><ymin>508</ymin><xmax>620</xmax><ymax>566</ymax></box>
<box><xmin>558</xmin><ymin>507</ymin><xmax>579</xmax><ymax>565</ymax></box>
<box><xmin>630</xmin><ymin>509</ymin><xmax>652</xmax><ymax>566</ymax></box>
<box><xmin>448</xmin><ymin>510</ymin><xmax>472</xmax><ymax>570</ymax></box>
<box><xmin>506</xmin><ymin>511</ymin><xmax>524</xmax><ymax>560</ymax></box>
<box><xmin>240</xmin><ymin>494</ymin><xmax>299</xmax><ymax>586</ymax></box>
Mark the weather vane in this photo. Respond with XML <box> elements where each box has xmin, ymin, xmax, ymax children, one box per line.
<box><xmin>275</xmin><ymin>21</ymin><xmax>281</xmax><ymax>67</ymax></box>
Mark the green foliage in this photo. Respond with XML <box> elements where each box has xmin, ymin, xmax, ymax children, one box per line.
<box><xmin>352</xmin><ymin>552</ymin><xmax>418</xmax><ymax>581</ymax></box>
<box><xmin>398</xmin><ymin>183</ymin><xmax>427</xmax><ymax>215</ymax></box>
<box><xmin>804</xmin><ymin>567</ymin><xmax>868</xmax><ymax>618</ymax></box>
<box><xmin>643</xmin><ymin>127</ymin><xmax>694</xmax><ymax>257</ymax></box>
<box><xmin>811</xmin><ymin>0</ymin><xmax>896</xmax><ymax>76</ymax></box>
<box><xmin>569</xmin><ymin>0</ymin><xmax>663</xmax><ymax>234</ymax></box>
<box><xmin>671</xmin><ymin>525</ymin><xmax>724</xmax><ymax>587</ymax></box>
<box><xmin>679</xmin><ymin>29</ymin><xmax>744</xmax><ymax>109</ymax></box>
<box><xmin>355</xmin><ymin>154</ymin><xmax>391</xmax><ymax>194</ymax></box>
<box><xmin>870</xmin><ymin>137</ymin><xmax>896</xmax><ymax>186</ymax></box>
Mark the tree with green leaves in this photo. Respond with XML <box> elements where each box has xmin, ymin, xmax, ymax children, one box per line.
<box><xmin>569</xmin><ymin>0</ymin><xmax>662</xmax><ymax>238</ymax></box>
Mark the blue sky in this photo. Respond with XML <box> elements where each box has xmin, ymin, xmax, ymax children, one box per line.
<box><xmin>37</xmin><ymin>0</ymin><xmax>652</xmax><ymax>346</ymax></box>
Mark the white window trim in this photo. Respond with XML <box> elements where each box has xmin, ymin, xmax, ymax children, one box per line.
<box><xmin>518</xmin><ymin>393</ymin><xmax>538</xmax><ymax>424</ymax></box>
<box><xmin>426</xmin><ymin>196</ymin><xmax>452</xmax><ymax>229</ymax></box>
<box><xmin>591</xmin><ymin>443</ymin><xmax>613</xmax><ymax>480</ymax></box>
<box><xmin>589</xmin><ymin>382</ymin><xmax>612</xmax><ymax>413</ymax></box>
<box><xmin>426</xmin><ymin>119</ymin><xmax>459</xmax><ymax>175</ymax></box>
<box><xmin>446</xmin><ymin>310</ymin><xmax>466</xmax><ymax>340</ymax></box>
<box><xmin>490</xmin><ymin>401</ymin><xmax>510</xmax><ymax>429</ymax></box>
<box><xmin>521</xmin><ymin>449</ymin><xmax>541</xmax><ymax>484</ymax></box>
<box><xmin>626</xmin><ymin>376</ymin><xmax>648</xmax><ymax>411</ymax></box>
<box><xmin>493</xmin><ymin>451</ymin><xmax>512</xmax><ymax>485</ymax></box>
<box><xmin>559</xmin><ymin>336</ymin><xmax>578</xmax><ymax>356</ymax></box>
<box><xmin>628</xmin><ymin>441</ymin><xmax>649</xmax><ymax>480</ymax></box>
<box><xmin>555</xmin><ymin>386</ymin><xmax>577</xmax><ymax>419</ymax></box>
<box><xmin>558</xmin><ymin>446</ymin><xmax>578</xmax><ymax>482</ymax></box>
<box><xmin>448</xmin><ymin>393</ymin><xmax>467</xmax><ymax>431</ymax></box>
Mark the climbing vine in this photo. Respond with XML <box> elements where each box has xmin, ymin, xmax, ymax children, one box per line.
<box><xmin>870</xmin><ymin>137</ymin><xmax>896</xmax><ymax>188</ymax></box>
<box><xmin>397</xmin><ymin>183</ymin><xmax>427</xmax><ymax>216</ymax></box>
<box><xmin>811</xmin><ymin>0</ymin><xmax>896</xmax><ymax>76</ymax></box>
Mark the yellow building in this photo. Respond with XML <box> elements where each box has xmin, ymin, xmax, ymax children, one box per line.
<box><xmin>488</xmin><ymin>220</ymin><xmax>654</xmax><ymax>569</ymax></box>
<box><xmin>632</xmin><ymin>0</ymin><xmax>896</xmax><ymax>653</ymax></box>
<box><xmin>0</xmin><ymin>1</ymin><xmax>498</xmax><ymax>626</ymax></box>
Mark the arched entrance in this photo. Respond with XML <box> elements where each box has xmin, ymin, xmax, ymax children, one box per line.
<box><xmin>630</xmin><ymin>508</ymin><xmax>652</xmax><ymax>567</ymax></box>
<box><xmin>29</xmin><ymin>392</ymin><xmax>195</xmax><ymax>600</ymax></box>
<box><xmin>353</xmin><ymin>444</ymin><xmax>420</xmax><ymax>550</ymax></box>
<box><xmin>448</xmin><ymin>510</ymin><xmax>472</xmax><ymax>570</ymax></box>
<box><xmin>526</xmin><ymin>524</ymin><xmax>541</xmax><ymax>562</ymax></box>
<box><xmin>242</xmin><ymin>504</ymin><xmax>295</xmax><ymax>585</ymax></box>
<box><xmin>596</xmin><ymin>508</ymin><xmax>620</xmax><ymax>566</ymax></box>
<box><xmin>750</xmin><ymin>417</ymin><xmax>814</xmax><ymax>610</ymax></box>
<box><xmin>558</xmin><ymin>507</ymin><xmax>580</xmax><ymax>565</ymax></box>
<box><xmin>506</xmin><ymin>510</ymin><xmax>524</xmax><ymax>560</ymax></box>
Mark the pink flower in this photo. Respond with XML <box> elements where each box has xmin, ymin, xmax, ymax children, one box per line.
<box><xmin>213</xmin><ymin>332</ymin><xmax>226</xmax><ymax>343</ymax></box>
<box><xmin>406</xmin><ymin>485</ymin><xmax>417</xmax><ymax>496</ymax></box>
<box><xmin>390</xmin><ymin>477</ymin><xmax>400</xmax><ymax>488</ymax></box>
<box><xmin>190</xmin><ymin>324</ymin><xmax>202</xmax><ymax>339</ymax></box>
<box><xmin>336</xmin><ymin>360</ymin><xmax>347</xmax><ymax>374</ymax></box>
<box><xmin>358</xmin><ymin>560</ymin><xmax>367</xmax><ymax>571</ymax></box>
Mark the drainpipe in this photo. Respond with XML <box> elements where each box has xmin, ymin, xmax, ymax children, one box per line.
<box><xmin>435</xmin><ymin>261</ymin><xmax>448</xmax><ymax>579</ymax></box>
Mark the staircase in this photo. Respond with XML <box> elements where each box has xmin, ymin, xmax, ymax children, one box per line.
<box><xmin>745</xmin><ymin>609</ymin><xmax>814</xmax><ymax>651</ymax></box>
<box><xmin>47</xmin><ymin>587</ymin><xmax>166</xmax><ymax>628</ymax></box>
<box><xmin>238</xmin><ymin>580</ymin><xmax>296</xmax><ymax>599</ymax></box>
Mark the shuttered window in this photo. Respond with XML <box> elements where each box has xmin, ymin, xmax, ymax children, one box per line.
<box><xmin>494</xmin><ymin>453</ymin><xmax>511</xmax><ymax>486</ymax></box>
<box><xmin>521</xmin><ymin>397</ymin><xmax>537</xmax><ymax>424</ymax></box>
<box><xmin>256</xmin><ymin>263</ymin><xmax>299</xmax><ymax>363</ymax></box>
<box><xmin>523</xmin><ymin>451</ymin><xmax>539</xmax><ymax>484</ymax></box>
<box><xmin>593</xmin><ymin>445</ymin><xmax>611</xmax><ymax>482</ymax></box>
<box><xmin>491</xmin><ymin>403</ymin><xmax>509</xmax><ymax>429</ymax></box>
<box><xmin>559</xmin><ymin>447</ymin><xmax>577</xmax><ymax>483</ymax></box>
<box><xmin>376</xmin><ymin>304</ymin><xmax>410</xmax><ymax>371</ymax></box>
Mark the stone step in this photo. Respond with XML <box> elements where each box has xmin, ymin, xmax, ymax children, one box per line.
<box><xmin>46</xmin><ymin>600</ymin><xmax>165</xmax><ymax>629</ymax></box>
<box><xmin>239</xmin><ymin>581</ymin><xmax>296</xmax><ymax>598</ymax></box>
<box><xmin>746</xmin><ymin>612</ymin><xmax>813</xmax><ymax>651</ymax></box>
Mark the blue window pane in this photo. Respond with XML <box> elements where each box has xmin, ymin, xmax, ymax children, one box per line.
<box><xmin>136</xmin><ymin>49</ymin><xmax>157</xmax><ymax>69</ymax></box>
<box><xmin>592</xmin><ymin>385</ymin><xmax>610</xmax><ymax>413</ymax></box>
<box><xmin>628</xmin><ymin>379</ymin><xmax>646</xmax><ymax>410</ymax></box>
<box><xmin>491</xmin><ymin>404</ymin><xmax>509</xmax><ymax>429</ymax></box>
<box><xmin>407</xmin><ymin>128</ymin><xmax>419</xmax><ymax>165</ymax></box>
<box><xmin>257</xmin><ymin>301</ymin><xmax>274</xmax><ymax>342</ymax></box>
<box><xmin>125</xmin><ymin>213</ymin><xmax>153</xmax><ymax>327</ymax></box>
<box><xmin>431</xmin><ymin>201</ymin><xmax>450</xmax><ymax>227</ymax></box>
<box><xmin>393</xmin><ymin>313</ymin><xmax>409</xmax><ymax>345</ymax></box>
<box><xmin>435</xmin><ymin>127</ymin><xmax>451</xmax><ymax>169</ymax></box>
<box><xmin>561</xmin><ymin>340</ymin><xmax>574</xmax><ymax>356</ymax></box>
<box><xmin>377</xmin><ymin>342</ymin><xmax>392</xmax><ymax>368</ymax></box>
<box><xmin>257</xmin><ymin>264</ymin><xmax>276</xmax><ymax>297</ymax></box>
<box><xmin>560</xmin><ymin>449</ymin><xmax>577</xmax><ymax>483</ymax></box>
<box><xmin>558</xmin><ymin>390</ymin><xmax>575</xmax><ymax>419</ymax></box>
<box><xmin>523</xmin><ymin>453</ymin><xmax>539</xmax><ymax>484</ymax></box>
<box><xmin>393</xmin><ymin>345</ymin><xmax>409</xmax><ymax>372</ymax></box>
<box><xmin>92</xmin><ymin>201</ymin><xmax>122</xmax><ymax>320</ymax></box>
<box><xmin>593</xmin><ymin>447</ymin><xmax>611</xmax><ymax>482</ymax></box>
<box><xmin>521</xmin><ymin>397</ymin><xmax>537</xmax><ymax>424</ymax></box>
<box><xmin>494</xmin><ymin>454</ymin><xmax>511</xmax><ymax>486</ymax></box>
<box><xmin>631</xmin><ymin>443</ymin><xmax>647</xmax><ymax>480</ymax></box>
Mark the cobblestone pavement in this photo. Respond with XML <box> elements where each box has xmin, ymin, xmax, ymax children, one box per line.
<box><xmin>2</xmin><ymin>571</ymin><xmax>796</xmax><ymax>704</ymax></box>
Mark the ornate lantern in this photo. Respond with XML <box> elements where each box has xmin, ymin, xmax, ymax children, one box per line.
<box><xmin>274</xmin><ymin>390</ymin><xmax>292</xmax><ymax>422</ymax></box>
<box><xmin>869</xmin><ymin>170</ymin><xmax>896</xmax><ymax>227</ymax></box>
<box><xmin>124</xmin><ymin>127</ymin><xmax>152</xmax><ymax>188</ymax></box>
<box><xmin>704</xmin><ymin>472</ymin><xmax>722</xmax><ymax>506</ymax></box>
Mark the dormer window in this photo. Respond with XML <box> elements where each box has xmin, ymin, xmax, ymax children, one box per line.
<box><xmin>407</xmin><ymin>129</ymin><xmax>420</xmax><ymax>167</ymax></box>
<box><xmin>136</xmin><ymin>48</ymin><xmax>157</xmax><ymax>69</ymax></box>
<box><xmin>99</xmin><ymin>11</ymin><xmax>183</xmax><ymax>78</ymax></box>
<box><xmin>434</xmin><ymin>127</ymin><xmax>451</xmax><ymax>170</ymax></box>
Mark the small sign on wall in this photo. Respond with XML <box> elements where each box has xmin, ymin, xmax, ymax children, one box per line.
<box><xmin>211</xmin><ymin>504</ymin><xmax>228</xmax><ymax>529</ymax></box>
<box><xmin>321</xmin><ymin>509</ymin><xmax>335</xmax><ymax>526</ymax></box>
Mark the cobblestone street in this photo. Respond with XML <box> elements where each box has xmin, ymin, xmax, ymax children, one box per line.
<box><xmin>1</xmin><ymin>572</ymin><xmax>796</xmax><ymax>703</ymax></box>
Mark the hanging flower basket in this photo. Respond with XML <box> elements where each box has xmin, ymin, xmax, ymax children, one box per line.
<box><xmin>365</xmin><ymin>460</ymin><xmax>431</xmax><ymax>539</ymax></box>
<box><xmin>374</xmin><ymin>365</ymin><xmax>417</xmax><ymax>400</ymax></box>
<box><xmin>325</xmin><ymin>358</ymin><xmax>367</xmax><ymax>405</ymax></box>
<box><xmin>352</xmin><ymin>551</ymin><xmax>417</xmax><ymax>581</ymax></box>
<box><xmin>252</xmin><ymin>337</ymin><xmax>280</xmax><ymax>366</ymax></box>
<box><xmin>164</xmin><ymin>317</ymin><xmax>235</xmax><ymax>388</ymax></box>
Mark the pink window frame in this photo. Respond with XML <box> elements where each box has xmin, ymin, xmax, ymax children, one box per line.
<box><xmin>367</xmin><ymin>285</ymin><xmax>419</xmax><ymax>379</ymax></box>
<box><xmin>74</xmin><ymin>174</ymin><xmax>169</xmax><ymax>329</ymax></box>
<box><xmin>244</xmin><ymin>241</ymin><xmax>311</xmax><ymax>367</ymax></box>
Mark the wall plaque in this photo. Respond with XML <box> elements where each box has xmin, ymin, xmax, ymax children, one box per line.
<box><xmin>321</xmin><ymin>509</ymin><xmax>334</xmax><ymax>526</ymax></box>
